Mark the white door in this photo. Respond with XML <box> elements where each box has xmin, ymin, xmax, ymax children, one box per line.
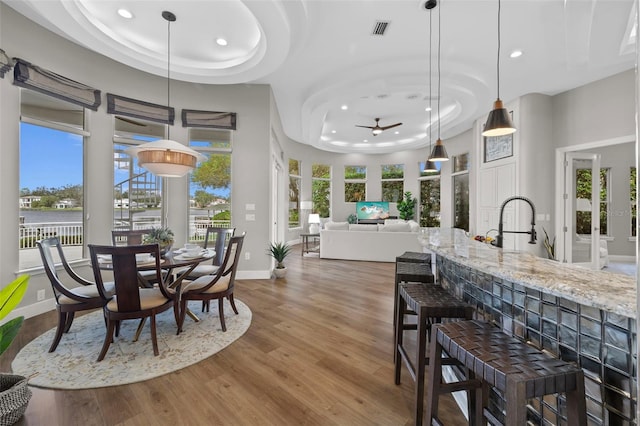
<box><xmin>563</xmin><ymin>152</ymin><xmax>601</xmax><ymax>269</ymax></box>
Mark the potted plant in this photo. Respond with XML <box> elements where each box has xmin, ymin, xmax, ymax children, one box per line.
<box><xmin>397</xmin><ymin>191</ymin><xmax>417</xmax><ymax>221</ymax></box>
<box><xmin>267</xmin><ymin>242</ymin><xmax>292</xmax><ymax>279</ymax></box>
<box><xmin>143</xmin><ymin>226</ymin><xmax>174</xmax><ymax>255</ymax></box>
<box><xmin>0</xmin><ymin>274</ymin><xmax>31</xmax><ymax>425</ymax></box>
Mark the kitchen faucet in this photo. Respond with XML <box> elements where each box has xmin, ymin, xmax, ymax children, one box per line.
<box><xmin>496</xmin><ymin>196</ymin><xmax>537</xmax><ymax>248</ymax></box>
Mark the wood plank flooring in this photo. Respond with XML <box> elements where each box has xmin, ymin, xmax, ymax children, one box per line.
<box><xmin>2</xmin><ymin>248</ymin><xmax>467</xmax><ymax>425</ymax></box>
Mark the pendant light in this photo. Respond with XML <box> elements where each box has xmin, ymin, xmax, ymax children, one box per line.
<box><xmin>126</xmin><ymin>11</ymin><xmax>205</xmax><ymax>178</ymax></box>
<box><xmin>429</xmin><ymin>0</ymin><xmax>448</xmax><ymax>162</ymax></box>
<box><xmin>422</xmin><ymin>1</ymin><xmax>438</xmax><ymax>174</ymax></box>
<box><xmin>482</xmin><ymin>0</ymin><xmax>516</xmax><ymax>137</ymax></box>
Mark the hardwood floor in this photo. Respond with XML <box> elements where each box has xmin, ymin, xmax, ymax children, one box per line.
<box><xmin>3</xmin><ymin>248</ymin><xmax>467</xmax><ymax>425</ymax></box>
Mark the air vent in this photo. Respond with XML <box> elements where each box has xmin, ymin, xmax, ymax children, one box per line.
<box><xmin>372</xmin><ymin>21</ymin><xmax>390</xmax><ymax>36</ymax></box>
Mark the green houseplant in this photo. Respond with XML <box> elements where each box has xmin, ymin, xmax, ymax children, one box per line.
<box><xmin>0</xmin><ymin>274</ymin><xmax>32</xmax><ymax>425</ymax></box>
<box><xmin>143</xmin><ymin>227</ymin><xmax>174</xmax><ymax>254</ymax></box>
<box><xmin>397</xmin><ymin>191</ymin><xmax>417</xmax><ymax>221</ymax></box>
<box><xmin>267</xmin><ymin>242</ymin><xmax>292</xmax><ymax>279</ymax></box>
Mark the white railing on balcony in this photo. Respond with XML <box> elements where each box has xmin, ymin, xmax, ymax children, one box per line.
<box><xmin>19</xmin><ymin>218</ymin><xmax>233</xmax><ymax>249</ymax></box>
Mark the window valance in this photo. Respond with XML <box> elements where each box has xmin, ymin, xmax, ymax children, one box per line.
<box><xmin>107</xmin><ymin>93</ymin><xmax>174</xmax><ymax>125</ymax></box>
<box><xmin>13</xmin><ymin>58</ymin><xmax>101</xmax><ymax>110</ymax></box>
<box><xmin>182</xmin><ymin>109</ymin><xmax>236</xmax><ymax>130</ymax></box>
<box><xmin>0</xmin><ymin>49</ymin><xmax>14</xmax><ymax>78</ymax></box>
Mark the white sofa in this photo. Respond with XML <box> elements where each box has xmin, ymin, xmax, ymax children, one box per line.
<box><xmin>319</xmin><ymin>221</ymin><xmax>423</xmax><ymax>262</ymax></box>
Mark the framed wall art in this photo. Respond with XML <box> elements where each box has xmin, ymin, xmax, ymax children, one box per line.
<box><xmin>484</xmin><ymin>133</ymin><xmax>513</xmax><ymax>163</ymax></box>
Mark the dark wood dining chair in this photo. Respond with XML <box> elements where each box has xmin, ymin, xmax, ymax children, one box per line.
<box><xmin>177</xmin><ymin>233</ymin><xmax>245</xmax><ymax>334</ymax></box>
<box><xmin>111</xmin><ymin>229</ymin><xmax>166</xmax><ymax>285</ymax></box>
<box><xmin>88</xmin><ymin>243</ymin><xmax>176</xmax><ymax>361</ymax></box>
<box><xmin>185</xmin><ymin>227</ymin><xmax>235</xmax><ymax>279</ymax></box>
<box><xmin>37</xmin><ymin>237</ymin><xmax>115</xmax><ymax>353</ymax></box>
<box><xmin>111</xmin><ymin>229</ymin><xmax>148</xmax><ymax>246</ymax></box>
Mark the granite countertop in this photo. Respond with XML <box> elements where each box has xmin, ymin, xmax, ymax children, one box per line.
<box><xmin>420</xmin><ymin>228</ymin><xmax>637</xmax><ymax>319</ymax></box>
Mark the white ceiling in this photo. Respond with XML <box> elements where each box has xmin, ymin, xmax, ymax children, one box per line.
<box><xmin>4</xmin><ymin>0</ymin><xmax>637</xmax><ymax>154</ymax></box>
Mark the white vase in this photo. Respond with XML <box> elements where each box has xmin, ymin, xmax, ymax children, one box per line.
<box><xmin>273</xmin><ymin>267</ymin><xmax>287</xmax><ymax>279</ymax></box>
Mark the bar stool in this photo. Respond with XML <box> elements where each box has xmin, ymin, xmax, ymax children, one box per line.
<box><xmin>394</xmin><ymin>283</ymin><xmax>475</xmax><ymax>426</ymax></box>
<box><xmin>396</xmin><ymin>251</ymin><xmax>432</xmax><ymax>266</ymax></box>
<box><xmin>393</xmin><ymin>261</ymin><xmax>435</xmax><ymax>359</ymax></box>
<box><xmin>426</xmin><ymin>320</ymin><xmax>587</xmax><ymax>426</ymax></box>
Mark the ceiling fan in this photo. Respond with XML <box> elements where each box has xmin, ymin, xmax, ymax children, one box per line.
<box><xmin>355</xmin><ymin>117</ymin><xmax>403</xmax><ymax>136</ymax></box>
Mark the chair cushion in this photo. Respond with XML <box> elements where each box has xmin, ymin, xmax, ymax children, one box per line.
<box><xmin>182</xmin><ymin>275</ymin><xmax>231</xmax><ymax>294</ymax></box>
<box><xmin>106</xmin><ymin>288</ymin><xmax>170</xmax><ymax>311</ymax></box>
<box><xmin>187</xmin><ymin>264</ymin><xmax>220</xmax><ymax>278</ymax></box>
<box><xmin>58</xmin><ymin>282</ymin><xmax>115</xmax><ymax>305</ymax></box>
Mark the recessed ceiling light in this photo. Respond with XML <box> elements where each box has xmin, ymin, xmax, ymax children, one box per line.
<box><xmin>510</xmin><ymin>50</ymin><xmax>523</xmax><ymax>58</ymax></box>
<box><xmin>341</xmin><ymin>105</ymin><xmax>348</xmax><ymax>110</ymax></box>
<box><xmin>425</xmin><ymin>107</ymin><xmax>432</xmax><ymax>111</ymax></box>
<box><xmin>216</xmin><ymin>38</ymin><xmax>228</xmax><ymax>46</ymax></box>
<box><xmin>117</xmin><ymin>9</ymin><xmax>133</xmax><ymax>19</ymax></box>
<box><xmin>363</xmin><ymin>139</ymin><xmax>368</xmax><ymax>143</ymax></box>
<box><xmin>331</xmin><ymin>130</ymin><xmax>336</xmax><ymax>134</ymax></box>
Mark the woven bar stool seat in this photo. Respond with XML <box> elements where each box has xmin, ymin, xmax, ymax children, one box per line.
<box><xmin>426</xmin><ymin>320</ymin><xmax>587</xmax><ymax>426</ymax></box>
<box><xmin>394</xmin><ymin>283</ymin><xmax>474</xmax><ymax>426</ymax></box>
<box><xmin>396</xmin><ymin>251</ymin><xmax>432</xmax><ymax>265</ymax></box>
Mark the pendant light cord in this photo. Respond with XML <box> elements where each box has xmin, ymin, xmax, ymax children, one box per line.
<box><xmin>437</xmin><ymin>0</ymin><xmax>441</xmax><ymax>140</ymax></box>
<box><xmin>166</xmin><ymin>15</ymin><xmax>171</xmax><ymax>140</ymax></box>
<box><xmin>428</xmin><ymin>7</ymin><xmax>433</xmax><ymax>150</ymax></box>
<box><xmin>496</xmin><ymin>0</ymin><xmax>501</xmax><ymax>100</ymax></box>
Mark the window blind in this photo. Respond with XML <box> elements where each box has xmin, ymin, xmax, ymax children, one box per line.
<box><xmin>13</xmin><ymin>58</ymin><xmax>101</xmax><ymax>110</ymax></box>
<box><xmin>107</xmin><ymin>93</ymin><xmax>174</xmax><ymax>125</ymax></box>
<box><xmin>182</xmin><ymin>109</ymin><xmax>236</xmax><ymax>130</ymax></box>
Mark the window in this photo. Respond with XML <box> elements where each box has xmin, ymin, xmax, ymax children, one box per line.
<box><xmin>345</xmin><ymin>165</ymin><xmax>366</xmax><ymax>202</ymax></box>
<box><xmin>19</xmin><ymin>91</ymin><xmax>87</xmax><ymax>269</ymax></box>
<box><xmin>452</xmin><ymin>153</ymin><xmax>470</xmax><ymax>232</ymax></box>
<box><xmin>312</xmin><ymin>164</ymin><xmax>331</xmax><ymax>218</ymax></box>
<box><xmin>381</xmin><ymin>164</ymin><xmax>404</xmax><ymax>203</ymax></box>
<box><xmin>188</xmin><ymin>128</ymin><xmax>232</xmax><ymax>241</ymax></box>
<box><xmin>289</xmin><ymin>159</ymin><xmax>301</xmax><ymax>228</ymax></box>
<box><xmin>113</xmin><ymin>117</ymin><xmax>165</xmax><ymax>232</ymax></box>
<box><xmin>631</xmin><ymin>167</ymin><xmax>637</xmax><ymax>237</ymax></box>
<box><xmin>419</xmin><ymin>162</ymin><xmax>440</xmax><ymax>227</ymax></box>
<box><xmin>575</xmin><ymin>168</ymin><xmax>609</xmax><ymax>235</ymax></box>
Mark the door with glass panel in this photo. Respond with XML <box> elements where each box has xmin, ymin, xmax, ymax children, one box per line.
<box><xmin>563</xmin><ymin>152</ymin><xmax>601</xmax><ymax>269</ymax></box>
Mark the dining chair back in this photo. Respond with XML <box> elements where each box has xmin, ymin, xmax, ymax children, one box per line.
<box><xmin>88</xmin><ymin>243</ymin><xmax>175</xmax><ymax>361</ymax></box>
<box><xmin>37</xmin><ymin>237</ymin><xmax>114</xmax><ymax>352</ymax></box>
<box><xmin>111</xmin><ymin>229</ymin><xmax>148</xmax><ymax>246</ymax></box>
<box><xmin>177</xmin><ymin>233</ymin><xmax>245</xmax><ymax>333</ymax></box>
<box><xmin>185</xmin><ymin>227</ymin><xmax>235</xmax><ymax>280</ymax></box>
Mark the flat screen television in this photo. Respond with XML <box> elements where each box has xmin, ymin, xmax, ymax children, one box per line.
<box><xmin>356</xmin><ymin>201</ymin><xmax>390</xmax><ymax>220</ymax></box>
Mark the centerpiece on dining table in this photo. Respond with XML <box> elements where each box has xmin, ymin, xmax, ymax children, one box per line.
<box><xmin>143</xmin><ymin>227</ymin><xmax>174</xmax><ymax>255</ymax></box>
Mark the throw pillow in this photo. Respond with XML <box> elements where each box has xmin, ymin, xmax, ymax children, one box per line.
<box><xmin>407</xmin><ymin>220</ymin><xmax>420</xmax><ymax>232</ymax></box>
<box><xmin>384</xmin><ymin>219</ymin><xmax>404</xmax><ymax>225</ymax></box>
<box><xmin>324</xmin><ymin>221</ymin><xmax>349</xmax><ymax>231</ymax></box>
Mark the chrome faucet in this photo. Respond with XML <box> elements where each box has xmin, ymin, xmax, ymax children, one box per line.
<box><xmin>496</xmin><ymin>196</ymin><xmax>537</xmax><ymax>248</ymax></box>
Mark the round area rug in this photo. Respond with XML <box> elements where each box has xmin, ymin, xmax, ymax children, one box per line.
<box><xmin>11</xmin><ymin>299</ymin><xmax>251</xmax><ymax>389</ymax></box>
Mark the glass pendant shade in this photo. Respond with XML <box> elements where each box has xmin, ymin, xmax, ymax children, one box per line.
<box><xmin>428</xmin><ymin>139</ymin><xmax>449</xmax><ymax>162</ymax></box>
<box><xmin>482</xmin><ymin>99</ymin><xmax>516</xmax><ymax>137</ymax></box>
<box><xmin>127</xmin><ymin>139</ymin><xmax>206</xmax><ymax>178</ymax></box>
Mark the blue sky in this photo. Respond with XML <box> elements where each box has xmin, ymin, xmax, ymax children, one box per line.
<box><xmin>20</xmin><ymin>123</ymin><xmax>83</xmax><ymax>190</ymax></box>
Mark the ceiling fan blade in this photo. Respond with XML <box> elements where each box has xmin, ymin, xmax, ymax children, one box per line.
<box><xmin>380</xmin><ymin>122</ymin><xmax>403</xmax><ymax>131</ymax></box>
<box><xmin>355</xmin><ymin>125</ymin><xmax>375</xmax><ymax>129</ymax></box>
<box><xmin>116</xmin><ymin>116</ymin><xmax>148</xmax><ymax>127</ymax></box>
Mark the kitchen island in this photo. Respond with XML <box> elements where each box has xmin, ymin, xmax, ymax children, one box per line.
<box><xmin>420</xmin><ymin>228</ymin><xmax>636</xmax><ymax>425</ymax></box>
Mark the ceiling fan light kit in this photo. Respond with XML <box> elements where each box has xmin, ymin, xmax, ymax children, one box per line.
<box><xmin>482</xmin><ymin>0</ymin><xmax>517</xmax><ymax>137</ymax></box>
<box><xmin>355</xmin><ymin>117</ymin><xmax>402</xmax><ymax>136</ymax></box>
